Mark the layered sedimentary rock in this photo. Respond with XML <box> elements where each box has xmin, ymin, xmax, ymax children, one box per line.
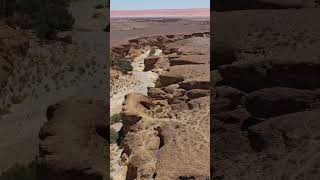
<box><xmin>212</xmin><ymin>9</ymin><xmax>320</xmax><ymax>180</ymax></box>
<box><xmin>110</xmin><ymin>32</ymin><xmax>209</xmax><ymax>66</ymax></box>
<box><xmin>114</xmin><ymin>33</ymin><xmax>210</xmax><ymax>179</ymax></box>
<box><xmin>110</xmin><ymin>32</ymin><xmax>209</xmax><ymax>96</ymax></box>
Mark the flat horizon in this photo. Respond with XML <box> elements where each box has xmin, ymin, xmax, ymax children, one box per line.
<box><xmin>111</xmin><ymin>8</ymin><xmax>209</xmax><ymax>11</ymax></box>
<box><xmin>110</xmin><ymin>8</ymin><xmax>210</xmax><ymax>18</ymax></box>
<box><xmin>111</xmin><ymin>0</ymin><xmax>210</xmax><ymax>11</ymax></box>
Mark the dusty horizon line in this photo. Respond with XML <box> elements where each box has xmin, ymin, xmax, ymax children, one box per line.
<box><xmin>111</xmin><ymin>8</ymin><xmax>209</xmax><ymax>11</ymax></box>
<box><xmin>110</xmin><ymin>8</ymin><xmax>210</xmax><ymax>18</ymax></box>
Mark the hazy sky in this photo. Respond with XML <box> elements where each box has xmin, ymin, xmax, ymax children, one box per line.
<box><xmin>111</xmin><ymin>0</ymin><xmax>210</xmax><ymax>10</ymax></box>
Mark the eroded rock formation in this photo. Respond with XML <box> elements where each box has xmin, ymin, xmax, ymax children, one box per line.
<box><xmin>113</xmin><ymin>32</ymin><xmax>210</xmax><ymax>179</ymax></box>
<box><xmin>212</xmin><ymin>9</ymin><xmax>320</xmax><ymax>180</ymax></box>
<box><xmin>110</xmin><ymin>32</ymin><xmax>209</xmax><ymax>97</ymax></box>
<box><xmin>38</xmin><ymin>97</ymin><xmax>108</xmax><ymax>180</ymax></box>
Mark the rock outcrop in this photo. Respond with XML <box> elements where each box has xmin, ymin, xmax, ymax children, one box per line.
<box><xmin>169</xmin><ymin>55</ymin><xmax>208</xmax><ymax>66</ymax></box>
<box><xmin>158</xmin><ymin>73</ymin><xmax>184</xmax><ymax>86</ymax></box>
<box><xmin>212</xmin><ymin>8</ymin><xmax>320</xmax><ymax>180</ymax></box>
<box><xmin>38</xmin><ymin>97</ymin><xmax>107</xmax><ymax>180</ymax></box>
<box><xmin>219</xmin><ymin>60</ymin><xmax>320</xmax><ymax>92</ymax></box>
<box><xmin>144</xmin><ymin>56</ymin><xmax>160</xmax><ymax>71</ymax></box>
<box><xmin>245</xmin><ymin>87</ymin><xmax>320</xmax><ymax>118</ymax></box>
<box><xmin>111</xmin><ymin>32</ymin><xmax>210</xmax><ymax>97</ymax></box>
<box><xmin>245</xmin><ymin>109</ymin><xmax>320</xmax><ymax>179</ymax></box>
<box><xmin>115</xmin><ymin>33</ymin><xmax>210</xmax><ymax>179</ymax></box>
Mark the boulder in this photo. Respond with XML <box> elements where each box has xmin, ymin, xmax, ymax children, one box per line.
<box><xmin>147</xmin><ymin>87</ymin><xmax>166</xmax><ymax>98</ymax></box>
<box><xmin>214</xmin><ymin>108</ymin><xmax>250</xmax><ymax>124</ymax></box>
<box><xmin>216</xmin><ymin>86</ymin><xmax>246</xmax><ymax>105</ymax></box>
<box><xmin>178</xmin><ymin>80</ymin><xmax>210</xmax><ymax>90</ymax></box>
<box><xmin>246</xmin><ymin>87</ymin><xmax>320</xmax><ymax>118</ymax></box>
<box><xmin>147</xmin><ymin>87</ymin><xmax>173</xmax><ymax>101</ymax></box>
<box><xmin>219</xmin><ymin>60</ymin><xmax>320</xmax><ymax>92</ymax></box>
<box><xmin>169</xmin><ymin>55</ymin><xmax>208</xmax><ymax>66</ymax></box>
<box><xmin>159</xmin><ymin>72</ymin><xmax>184</xmax><ymax>86</ymax></box>
<box><xmin>253</xmin><ymin>109</ymin><xmax>320</xmax><ymax>150</ymax></box>
<box><xmin>186</xmin><ymin>89</ymin><xmax>210</xmax><ymax>99</ymax></box>
<box><xmin>162</xmin><ymin>84</ymin><xmax>179</xmax><ymax>94</ymax></box>
<box><xmin>144</xmin><ymin>56</ymin><xmax>160</xmax><ymax>71</ymax></box>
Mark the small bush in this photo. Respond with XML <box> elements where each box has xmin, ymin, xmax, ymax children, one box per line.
<box><xmin>15</xmin><ymin>0</ymin><xmax>75</xmax><ymax>39</ymax></box>
<box><xmin>110</xmin><ymin>113</ymin><xmax>122</xmax><ymax>124</ymax></box>
<box><xmin>149</xmin><ymin>48</ymin><xmax>157</xmax><ymax>56</ymax></box>
<box><xmin>154</xmin><ymin>78</ymin><xmax>162</xmax><ymax>88</ymax></box>
<box><xmin>110</xmin><ymin>128</ymin><xmax>118</xmax><ymax>144</ymax></box>
<box><xmin>94</xmin><ymin>4</ymin><xmax>104</xmax><ymax>9</ymax></box>
<box><xmin>0</xmin><ymin>107</ymin><xmax>10</xmax><ymax>116</ymax></box>
<box><xmin>114</xmin><ymin>58</ymin><xmax>133</xmax><ymax>74</ymax></box>
<box><xmin>0</xmin><ymin>161</ymin><xmax>38</xmax><ymax>180</ymax></box>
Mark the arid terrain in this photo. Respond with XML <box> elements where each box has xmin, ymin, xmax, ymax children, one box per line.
<box><xmin>0</xmin><ymin>0</ymin><xmax>108</xmax><ymax>179</ymax></box>
<box><xmin>111</xmin><ymin>17</ymin><xmax>210</xmax><ymax>179</ymax></box>
<box><xmin>111</xmin><ymin>17</ymin><xmax>209</xmax><ymax>45</ymax></box>
<box><xmin>212</xmin><ymin>2</ymin><xmax>320</xmax><ymax>179</ymax></box>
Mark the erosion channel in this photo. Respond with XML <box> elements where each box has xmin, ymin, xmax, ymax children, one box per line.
<box><xmin>110</xmin><ymin>32</ymin><xmax>210</xmax><ymax>180</ymax></box>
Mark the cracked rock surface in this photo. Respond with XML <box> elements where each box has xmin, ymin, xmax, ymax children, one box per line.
<box><xmin>212</xmin><ymin>8</ymin><xmax>320</xmax><ymax>180</ymax></box>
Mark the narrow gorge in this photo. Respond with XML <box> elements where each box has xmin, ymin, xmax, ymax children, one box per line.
<box><xmin>110</xmin><ymin>32</ymin><xmax>210</xmax><ymax>180</ymax></box>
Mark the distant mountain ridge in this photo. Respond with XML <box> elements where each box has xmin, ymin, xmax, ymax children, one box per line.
<box><xmin>110</xmin><ymin>8</ymin><xmax>210</xmax><ymax>17</ymax></box>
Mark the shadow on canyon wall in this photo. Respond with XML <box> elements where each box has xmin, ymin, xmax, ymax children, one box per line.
<box><xmin>212</xmin><ymin>1</ymin><xmax>320</xmax><ymax>180</ymax></box>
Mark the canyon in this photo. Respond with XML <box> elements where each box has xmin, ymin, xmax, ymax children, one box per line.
<box><xmin>110</xmin><ymin>17</ymin><xmax>210</xmax><ymax>180</ymax></box>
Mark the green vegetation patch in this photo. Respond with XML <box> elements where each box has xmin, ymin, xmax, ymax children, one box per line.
<box><xmin>15</xmin><ymin>0</ymin><xmax>75</xmax><ymax>39</ymax></box>
<box><xmin>114</xmin><ymin>58</ymin><xmax>133</xmax><ymax>74</ymax></box>
<box><xmin>110</xmin><ymin>113</ymin><xmax>122</xmax><ymax>124</ymax></box>
<box><xmin>110</xmin><ymin>128</ymin><xmax>119</xmax><ymax>144</ymax></box>
<box><xmin>149</xmin><ymin>48</ymin><xmax>157</xmax><ymax>56</ymax></box>
<box><xmin>154</xmin><ymin>78</ymin><xmax>162</xmax><ymax>88</ymax></box>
